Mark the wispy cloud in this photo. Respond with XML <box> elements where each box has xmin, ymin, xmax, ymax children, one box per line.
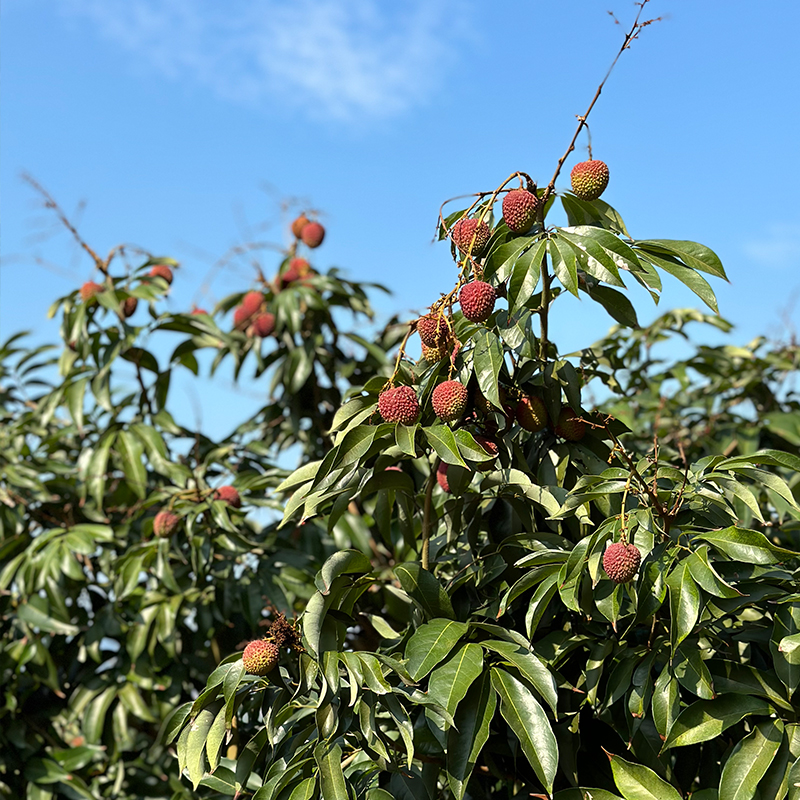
<box><xmin>60</xmin><ymin>0</ymin><xmax>469</xmax><ymax>120</ymax></box>
<box><xmin>744</xmin><ymin>223</ymin><xmax>800</xmax><ymax>269</ymax></box>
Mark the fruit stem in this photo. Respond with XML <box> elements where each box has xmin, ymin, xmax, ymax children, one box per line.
<box><xmin>421</xmin><ymin>458</ymin><xmax>439</xmax><ymax>571</ymax></box>
<box><xmin>388</xmin><ymin>323</ymin><xmax>415</xmax><ymax>385</ymax></box>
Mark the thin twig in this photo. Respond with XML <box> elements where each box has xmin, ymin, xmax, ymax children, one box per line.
<box><xmin>421</xmin><ymin>458</ymin><xmax>439</xmax><ymax>571</ymax></box>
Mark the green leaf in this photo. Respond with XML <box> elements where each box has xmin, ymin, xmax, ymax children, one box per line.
<box><xmin>116</xmin><ymin>429</ymin><xmax>147</xmax><ymax>500</ymax></box>
<box><xmin>314</xmin><ymin>741</ymin><xmax>348</xmax><ymax>800</ymax></box>
<box><xmin>447</xmin><ymin>671</ymin><xmax>497</xmax><ymax>800</ymax></box>
<box><xmin>396</xmin><ymin>423</ymin><xmax>418</xmax><ymax>456</ymax></box>
<box><xmin>490</xmin><ymin>667</ymin><xmax>558</xmax><ymax>794</ymax></box>
<box><xmin>554</xmin><ymin>791</ymin><xmax>623</xmax><ymax>800</ymax></box>
<box><xmin>508</xmin><ymin>240</ymin><xmax>545</xmax><ymax>312</ymax></box>
<box><xmin>586</xmin><ymin>285</ymin><xmax>639</xmax><ymax>328</ymax></box>
<box><xmin>636</xmin><ymin>248</ymin><xmax>719</xmax><ymax>312</ymax></box>
<box><xmin>718</xmin><ymin>720</ymin><xmax>783</xmax><ymax>800</ymax></box>
<box><xmin>549</xmin><ymin>236</ymin><xmax>579</xmax><ymax>297</ymax></box>
<box><xmin>427</xmin><ymin>643</ymin><xmax>484</xmax><ymax>716</ymax></box>
<box><xmin>405</xmin><ymin>619</ymin><xmax>468</xmax><ymax>681</ymax></box>
<box><xmin>473</xmin><ymin>330</ymin><xmax>504</xmax><ymax>410</ymax></box>
<box><xmin>315</xmin><ymin>550</ymin><xmax>371</xmax><ymax>594</ymax></box>
<box><xmin>608</xmin><ymin>752</ymin><xmax>682</xmax><ymax>800</ymax></box>
<box><xmin>185</xmin><ymin>702</ymin><xmax>221</xmax><ymax>789</ymax></box>
<box><xmin>636</xmin><ymin>239</ymin><xmax>726</xmax><ymax>279</ymax></box>
<box><xmin>482</xmin><ymin>640</ymin><xmax>558</xmax><ymax>714</ymax></box>
<box><xmin>693</xmin><ymin>527</ymin><xmax>797</xmax><ymax>564</ymax></box>
<box><xmin>663</xmin><ymin>694</ymin><xmax>773</xmax><ymax>750</ymax></box>
<box><xmin>484</xmin><ymin>236</ymin><xmax>535</xmax><ymax>282</ymax></box>
<box><xmin>666</xmin><ymin>562</ymin><xmax>701</xmax><ymax>652</ymax></box>
<box><xmin>394</xmin><ymin>562</ymin><xmax>455</xmax><ymax>620</ymax></box>
<box><xmin>652</xmin><ymin>668</ymin><xmax>680</xmax><ymax>740</ymax></box>
<box><xmin>424</xmin><ymin>424</ymin><xmax>468</xmax><ymax>467</ymax></box>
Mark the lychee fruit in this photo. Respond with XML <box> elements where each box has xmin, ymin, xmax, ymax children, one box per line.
<box><xmin>502</xmin><ymin>189</ymin><xmax>539</xmax><ymax>234</ymax></box>
<box><xmin>417</xmin><ymin>314</ymin><xmax>450</xmax><ymax>347</ymax></box>
<box><xmin>555</xmin><ymin>406</ymin><xmax>586</xmax><ymax>441</ymax></box>
<box><xmin>242</xmin><ymin>639</ymin><xmax>280</xmax><ymax>676</ymax></box>
<box><xmin>436</xmin><ymin>462</ymin><xmax>451</xmax><ymax>493</ymax></box>
<box><xmin>149</xmin><ymin>264</ymin><xmax>174</xmax><ymax>284</ymax></box>
<box><xmin>432</xmin><ymin>380</ymin><xmax>468</xmax><ymax>423</ymax></box>
<box><xmin>291</xmin><ymin>214</ymin><xmax>310</xmax><ymax>239</ymax></box>
<box><xmin>234</xmin><ymin>291</ymin><xmax>264</xmax><ymax>330</ymax></box>
<box><xmin>153</xmin><ymin>510</ymin><xmax>180</xmax><ymax>538</ymax></box>
<box><xmin>516</xmin><ymin>396</ymin><xmax>548</xmax><ymax>433</ymax></box>
<box><xmin>570</xmin><ymin>160</ymin><xmax>610</xmax><ymax>202</ymax></box>
<box><xmin>421</xmin><ymin>341</ymin><xmax>447</xmax><ymax>362</ymax></box>
<box><xmin>602</xmin><ymin>542</ymin><xmax>641</xmax><ymax>584</ymax></box>
<box><xmin>214</xmin><ymin>485</ymin><xmax>242</xmax><ymax>508</ymax></box>
<box><xmin>473</xmin><ymin>435</ymin><xmax>499</xmax><ymax>471</ymax></box>
<box><xmin>300</xmin><ymin>221</ymin><xmax>325</xmax><ymax>248</ymax></box>
<box><xmin>250</xmin><ymin>312</ymin><xmax>275</xmax><ymax>338</ymax></box>
<box><xmin>282</xmin><ymin>257</ymin><xmax>314</xmax><ymax>287</ymax></box>
<box><xmin>191</xmin><ymin>308</ymin><xmax>209</xmax><ymax>316</ymax></box>
<box><xmin>378</xmin><ymin>385</ymin><xmax>420</xmax><ymax>425</ymax></box>
<box><xmin>451</xmin><ymin>218</ymin><xmax>491</xmax><ymax>257</ymax></box>
<box><xmin>122</xmin><ymin>297</ymin><xmax>138</xmax><ymax>318</ymax></box>
<box><xmin>80</xmin><ymin>281</ymin><xmax>104</xmax><ymax>302</ymax></box>
<box><xmin>459</xmin><ymin>281</ymin><xmax>497</xmax><ymax>323</ymax></box>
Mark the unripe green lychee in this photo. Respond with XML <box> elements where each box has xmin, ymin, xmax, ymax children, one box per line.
<box><xmin>300</xmin><ymin>221</ymin><xmax>325</xmax><ymax>248</ymax></box>
<box><xmin>378</xmin><ymin>386</ymin><xmax>420</xmax><ymax>425</ymax></box>
<box><xmin>432</xmin><ymin>380</ymin><xmax>468</xmax><ymax>423</ymax></box>
<box><xmin>80</xmin><ymin>281</ymin><xmax>104</xmax><ymax>302</ymax></box>
<box><xmin>459</xmin><ymin>281</ymin><xmax>496</xmax><ymax>323</ymax></box>
<box><xmin>570</xmin><ymin>160</ymin><xmax>610</xmax><ymax>202</ymax></box>
<box><xmin>451</xmin><ymin>218</ymin><xmax>491</xmax><ymax>257</ymax></box>
<box><xmin>153</xmin><ymin>510</ymin><xmax>180</xmax><ymax>538</ymax></box>
<box><xmin>421</xmin><ymin>341</ymin><xmax>447</xmax><ymax>362</ymax></box>
<box><xmin>436</xmin><ymin>462</ymin><xmax>450</xmax><ymax>493</ymax></box>
<box><xmin>234</xmin><ymin>291</ymin><xmax>264</xmax><ymax>330</ymax></box>
<box><xmin>417</xmin><ymin>314</ymin><xmax>450</xmax><ymax>347</ymax></box>
<box><xmin>555</xmin><ymin>406</ymin><xmax>586</xmax><ymax>441</ymax></box>
<box><xmin>242</xmin><ymin>639</ymin><xmax>280</xmax><ymax>676</ymax></box>
<box><xmin>149</xmin><ymin>264</ymin><xmax>174</xmax><ymax>284</ymax></box>
<box><xmin>122</xmin><ymin>297</ymin><xmax>138</xmax><ymax>318</ymax></box>
<box><xmin>516</xmin><ymin>395</ymin><xmax>548</xmax><ymax>432</ymax></box>
<box><xmin>602</xmin><ymin>542</ymin><xmax>641</xmax><ymax>584</ymax></box>
<box><xmin>291</xmin><ymin>214</ymin><xmax>310</xmax><ymax>239</ymax></box>
<box><xmin>214</xmin><ymin>485</ymin><xmax>242</xmax><ymax>508</ymax></box>
<box><xmin>502</xmin><ymin>189</ymin><xmax>539</xmax><ymax>234</ymax></box>
<box><xmin>250</xmin><ymin>312</ymin><xmax>275</xmax><ymax>338</ymax></box>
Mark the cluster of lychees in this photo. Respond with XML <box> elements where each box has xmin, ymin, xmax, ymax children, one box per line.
<box><xmin>241</xmin><ymin>613</ymin><xmax>304</xmax><ymax>676</ymax></box>
<box><xmin>151</xmin><ymin>485</ymin><xmax>242</xmax><ymax>539</ymax></box>
<box><xmin>79</xmin><ymin>262</ymin><xmax>176</xmax><ymax>321</ymax></box>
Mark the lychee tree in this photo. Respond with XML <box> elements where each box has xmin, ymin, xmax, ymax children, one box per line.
<box><xmin>167</xmin><ymin>11</ymin><xmax>800</xmax><ymax>800</ymax></box>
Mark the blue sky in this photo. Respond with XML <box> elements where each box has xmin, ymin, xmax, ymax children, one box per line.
<box><xmin>3</xmin><ymin>0</ymin><xmax>799</xmax><ymax>436</ymax></box>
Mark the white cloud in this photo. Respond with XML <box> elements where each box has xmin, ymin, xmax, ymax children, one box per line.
<box><xmin>60</xmin><ymin>0</ymin><xmax>468</xmax><ymax>120</ymax></box>
<box><xmin>744</xmin><ymin>223</ymin><xmax>800</xmax><ymax>269</ymax></box>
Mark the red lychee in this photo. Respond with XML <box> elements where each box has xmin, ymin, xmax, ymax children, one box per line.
<box><xmin>602</xmin><ymin>542</ymin><xmax>641</xmax><ymax>584</ymax></box>
<box><xmin>250</xmin><ymin>312</ymin><xmax>275</xmax><ymax>338</ymax></box>
<box><xmin>555</xmin><ymin>406</ymin><xmax>586</xmax><ymax>441</ymax></box>
<box><xmin>153</xmin><ymin>510</ymin><xmax>180</xmax><ymax>538</ymax></box>
<box><xmin>502</xmin><ymin>189</ymin><xmax>539</xmax><ymax>234</ymax></box>
<box><xmin>570</xmin><ymin>160</ymin><xmax>610</xmax><ymax>202</ymax></box>
<box><xmin>459</xmin><ymin>281</ymin><xmax>497</xmax><ymax>323</ymax></box>
<box><xmin>234</xmin><ymin>291</ymin><xmax>264</xmax><ymax>330</ymax></box>
<box><xmin>149</xmin><ymin>264</ymin><xmax>174</xmax><ymax>284</ymax></box>
<box><xmin>191</xmin><ymin>308</ymin><xmax>209</xmax><ymax>316</ymax></box>
<box><xmin>451</xmin><ymin>217</ymin><xmax>491</xmax><ymax>257</ymax></box>
<box><xmin>122</xmin><ymin>297</ymin><xmax>138</xmax><ymax>318</ymax></box>
<box><xmin>378</xmin><ymin>385</ymin><xmax>420</xmax><ymax>425</ymax></box>
<box><xmin>282</xmin><ymin>257</ymin><xmax>314</xmax><ymax>287</ymax></box>
<box><xmin>291</xmin><ymin>214</ymin><xmax>310</xmax><ymax>239</ymax></box>
<box><xmin>242</xmin><ymin>639</ymin><xmax>280</xmax><ymax>676</ymax></box>
<box><xmin>214</xmin><ymin>485</ymin><xmax>242</xmax><ymax>508</ymax></box>
<box><xmin>473</xmin><ymin>434</ymin><xmax>499</xmax><ymax>471</ymax></box>
<box><xmin>80</xmin><ymin>281</ymin><xmax>104</xmax><ymax>302</ymax></box>
<box><xmin>516</xmin><ymin>396</ymin><xmax>548</xmax><ymax>433</ymax></box>
<box><xmin>300</xmin><ymin>221</ymin><xmax>325</xmax><ymax>248</ymax></box>
<box><xmin>432</xmin><ymin>380</ymin><xmax>468</xmax><ymax>423</ymax></box>
<box><xmin>436</xmin><ymin>461</ymin><xmax>450</xmax><ymax>493</ymax></box>
<box><xmin>417</xmin><ymin>314</ymin><xmax>450</xmax><ymax>348</ymax></box>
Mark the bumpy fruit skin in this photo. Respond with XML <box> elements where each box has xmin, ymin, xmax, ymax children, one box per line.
<box><xmin>250</xmin><ymin>312</ymin><xmax>275</xmax><ymax>337</ymax></box>
<box><xmin>555</xmin><ymin>406</ymin><xmax>586</xmax><ymax>441</ymax></box>
<box><xmin>570</xmin><ymin>160</ymin><xmax>610</xmax><ymax>201</ymax></box>
<box><xmin>421</xmin><ymin>341</ymin><xmax>447</xmax><ymax>362</ymax></box>
<box><xmin>378</xmin><ymin>386</ymin><xmax>420</xmax><ymax>425</ymax></box>
<box><xmin>242</xmin><ymin>639</ymin><xmax>280</xmax><ymax>676</ymax></box>
<box><xmin>502</xmin><ymin>189</ymin><xmax>539</xmax><ymax>234</ymax></box>
<box><xmin>436</xmin><ymin>461</ymin><xmax>451</xmax><ymax>493</ymax></box>
<box><xmin>602</xmin><ymin>542</ymin><xmax>641</xmax><ymax>584</ymax></box>
<box><xmin>300</xmin><ymin>221</ymin><xmax>325</xmax><ymax>248</ymax></box>
<box><xmin>459</xmin><ymin>281</ymin><xmax>497</xmax><ymax>323</ymax></box>
<box><xmin>291</xmin><ymin>214</ymin><xmax>310</xmax><ymax>239</ymax></box>
<box><xmin>234</xmin><ymin>291</ymin><xmax>264</xmax><ymax>330</ymax></box>
<box><xmin>516</xmin><ymin>396</ymin><xmax>548</xmax><ymax>433</ymax></box>
<box><xmin>149</xmin><ymin>264</ymin><xmax>174</xmax><ymax>284</ymax></box>
<box><xmin>153</xmin><ymin>510</ymin><xmax>180</xmax><ymax>538</ymax></box>
<box><xmin>80</xmin><ymin>281</ymin><xmax>104</xmax><ymax>301</ymax></box>
<box><xmin>122</xmin><ymin>297</ymin><xmax>138</xmax><ymax>318</ymax></box>
<box><xmin>432</xmin><ymin>380</ymin><xmax>468</xmax><ymax>423</ymax></box>
<box><xmin>451</xmin><ymin>218</ymin><xmax>491</xmax><ymax>256</ymax></box>
<box><xmin>417</xmin><ymin>314</ymin><xmax>450</xmax><ymax>347</ymax></box>
<box><xmin>214</xmin><ymin>485</ymin><xmax>242</xmax><ymax>508</ymax></box>
<box><xmin>473</xmin><ymin>434</ymin><xmax>499</xmax><ymax>471</ymax></box>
